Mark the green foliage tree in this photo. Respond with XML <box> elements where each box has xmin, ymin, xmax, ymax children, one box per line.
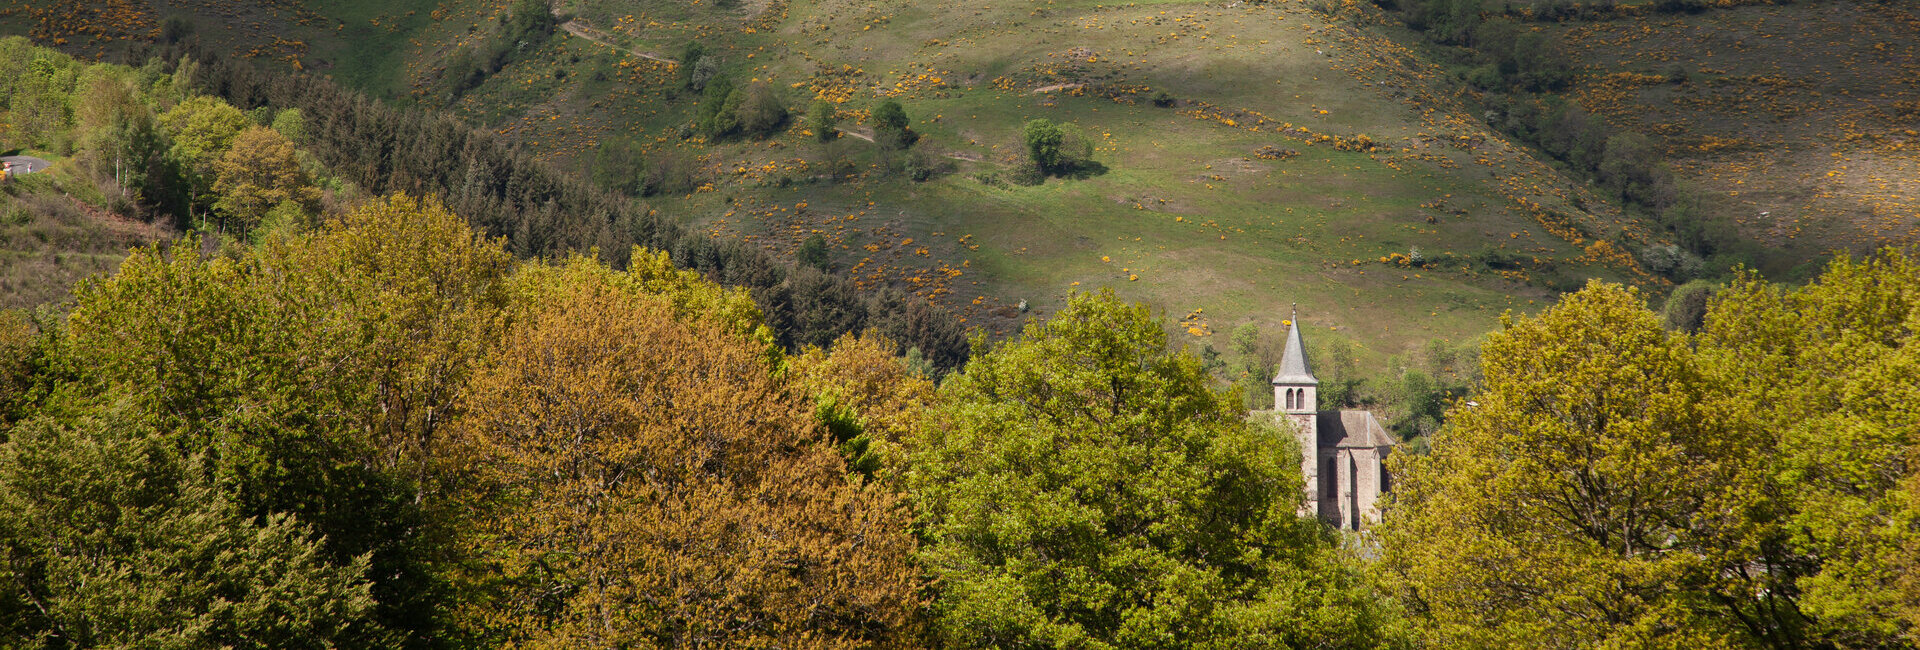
<box><xmin>911</xmin><ymin>289</ymin><xmax>1404</xmax><ymax>649</ymax></box>
<box><xmin>695</xmin><ymin>74</ymin><xmax>736</xmax><ymax>136</ymax></box>
<box><xmin>1661</xmin><ymin>278</ymin><xmax>1717</xmax><ymax>332</ymax></box>
<box><xmin>1022</xmin><ymin>117</ymin><xmax>1065</xmax><ymax>173</ymax></box>
<box><xmin>1695</xmin><ymin>252</ymin><xmax>1920</xmax><ymax>645</ymax></box>
<box><xmin>1378</xmin><ymin>281</ymin><xmax>1816</xmax><ymax>647</ymax></box>
<box><xmin>808</xmin><ymin>99</ymin><xmax>839</xmax><ymax>142</ymax></box>
<box><xmin>698</xmin><ymin>80</ymin><xmax>788</xmax><ymax>140</ymax></box>
<box><xmin>60</xmin><ymin>194</ymin><xmax>515</xmax><ymax>642</ymax></box>
<box><xmin>1230</xmin><ymin>322</ymin><xmax>1277</xmax><ymax>410</ymax></box>
<box><xmin>871</xmin><ymin>98</ymin><xmax>913</xmax><ymax>149</ymax></box>
<box><xmin>1599</xmin><ymin>131</ymin><xmax>1675</xmax><ymax>209</ymax></box>
<box><xmin>8</xmin><ymin>53</ymin><xmax>79</xmax><ymax>152</ymax></box>
<box><xmin>589</xmin><ymin>135</ymin><xmax>647</xmax><ymax>195</ymax></box>
<box><xmin>270</xmin><ymin>108</ymin><xmax>307</xmax><ymax>145</ymax></box>
<box><xmin>796</xmin><ymin>232</ymin><xmax>831</xmax><ymax>270</ymax></box>
<box><xmin>677</xmin><ymin>41</ymin><xmax>710</xmax><ymax>90</ymax></box>
<box><xmin>71</xmin><ymin>66</ymin><xmax>162</xmax><ymax>206</ymax></box>
<box><xmin>505</xmin><ymin>0</ymin><xmax>556</xmax><ymax>44</ymax></box>
<box><xmin>158</xmin><ymin>95</ymin><xmax>249</xmax><ymax>219</ymax></box>
<box><xmin>0</xmin><ymin>407</ymin><xmax>381</xmax><ymax>647</ymax></box>
<box><xmin>732</xmin><ymin>80</ymin><xmax>789</xmax><ymax>137</ymax></box>
<box><xmin>0</xmin><ymin>310</ymin><xmax>44</xmax><ymax>428</ymax></box>
<box><xmin>1313</xmin><ymin>336</ymin><xmax>1366</xmax><ymax>410</ymax></box>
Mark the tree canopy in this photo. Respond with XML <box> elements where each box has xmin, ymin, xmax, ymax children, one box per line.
<box><xmin>910</xmin><ymin>290</ymin><xmax>1404</xmax><ymax>649</ymax></box>
<box><xmin>212</xmin><ymin>125</ymin><xmax>321</xmax><ymax>233</ymax></box>
<box><xmin>449</xmin><ymin>262</ymin><xmax>921</xmax><ymax>648</ymax></box>
<box><xmin>1382</xmin><ymin>262</ymin><xmax>1920</xmax><ymax>648</ymax></box>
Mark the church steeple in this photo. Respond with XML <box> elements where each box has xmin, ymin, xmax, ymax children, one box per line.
<box><xmin>1273</xmin><ymin>305</ymin><xmax>1318</xmax><ymax>414</ymax></box>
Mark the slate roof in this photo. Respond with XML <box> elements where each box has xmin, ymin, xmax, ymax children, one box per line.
<box><xmin>1271</xmin><ymin>314</ymin><xmax>1318</xmax><ymax>385</ymax></box>
<box><xmin>1318</xmin><ymin>410</ymin><xmax>1395</xmax><ymax>449</ymax></box>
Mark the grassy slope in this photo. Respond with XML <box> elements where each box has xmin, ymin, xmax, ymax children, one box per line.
<box><xmin>0</xmin><ymin>164</ymin><xmax>170</xmax><ymax>311</ymax></box>
<box><xmin>5</xmin><ymin>0</ymin><xmax>1665</xmax><ymax>372</ymax></box>
<box><xmin>472</xmin><ymin>0</ymin><xmax>1648</xmax><ymax>365</ymax></box>
<box><xmin>1551</xmin><ymin>1</ymin><xmax>1920</xmax><ymax>264</ymax></box>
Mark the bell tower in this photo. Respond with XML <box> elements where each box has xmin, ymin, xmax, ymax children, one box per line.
<box><xmin>1273</xmin><ymin>305</ymin><xmax>1323</xmax><ymax>518</ymax></box>
<box><xmin>1272</xmin><ymin>305</ymin><xmax>1318</xmax><ymax>422</ymax></box>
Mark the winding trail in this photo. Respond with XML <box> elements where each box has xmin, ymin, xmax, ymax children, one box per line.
<box><xmin>559</xmin><ymin>19</ymin><xmax>677</xmax><ymax>64</ymax></box>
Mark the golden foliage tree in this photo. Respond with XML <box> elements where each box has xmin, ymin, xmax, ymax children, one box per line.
<box><xmin>211</xmin><ymin>125</ymin><xmax>320</xmax><ymax>233</ymax></box>
<box><xmin>789</xmin><ymin>331</ymin><xmax>936</xmax><ymax>482</ymax></box>
<box><xmin>452</xmin><ymin>278</ymin><xmax>921</xmax><ymax>648</ymax></box>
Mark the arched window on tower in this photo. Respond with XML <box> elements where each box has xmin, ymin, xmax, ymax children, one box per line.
<box><xmin>1286</xmin><ymin>389</ymin><xmax>1295</xmax><ymax>410</ymax></box>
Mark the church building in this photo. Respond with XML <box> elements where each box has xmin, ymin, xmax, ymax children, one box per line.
<box><xmin>1270</xmin><ymin>309</ymin><xmax>1396</xmax><ymax>531</ymax></box>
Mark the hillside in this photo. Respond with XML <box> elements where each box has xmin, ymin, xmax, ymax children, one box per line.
<box><xmin>2</xmin><ymin>4</ymin><xmax>1918</xmax><ymax>646</ymax></box>
<box><xmin>451</xmin><ymin>0</ymin><xmax>1645</xmax><ymax>362</ymax></box>
<box><xmin>3</xmin><ymin>0</ymin><xmax>1671</xmax><ymax>370</ymax></box>
<box><xmin>1552</xmin><ymin>1</ymin><xmax>1920</xmax><ymax>256</ymax></box>
<box><xmin>0</xmin><ymin>165</ymin><xmax>169</xmax><ymax>311</ymax></box>
<box><xmin>10</xmin><ymin>0</ymin><xmax>1910</xmax><ymax>374</ymax></box>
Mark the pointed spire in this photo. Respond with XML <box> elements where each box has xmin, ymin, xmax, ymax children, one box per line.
<box><xmin>1272</xmin><ymin>305</ymin><xmax>1318</xmax><ymax>385</ymax></box>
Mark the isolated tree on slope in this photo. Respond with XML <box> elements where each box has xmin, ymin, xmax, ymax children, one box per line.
<box><xmin>1023</xmin><ymin>118</ymin><xmax>1065</xmax><ymax>172</ymax></box>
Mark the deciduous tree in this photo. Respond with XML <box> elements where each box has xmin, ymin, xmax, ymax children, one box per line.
<box><xmin>60</xmin><ymin>194</ymin><xmax>515</xmax><ymax>643</ymax></box>
<box><xmin>1378</xmin><ymin>282</ymin><xmax>1799</xmax><ymax>648</ymax></box>
<box><xmin>911</xmin><ymin>290</ymin><xmax>1402</xmax><ymax>649</ymax></box>
<box><xmin>0</xmin><ymin>406</ymin><xmax>379</xmax><ymax>648</ymax></box>
<box><xmin>158</xmin><ymin>95</ymin><xmax>248</xmax><ymax>219</ymax></box>
<box><xmin>452</xmin><ymin>274</ymin><xmax>920</xmax><ymax>648</ymax></box>
<box><xmin>1023</xmin><ymin>118</ymin><xmax>1064</xmax><ymax>173</ymax></box>
<box><xmin>790</xmin><ymin>331</ymin><xmax>935</xmax><ymax>483</ymax></box>
<box><xmin>212</xmin><ymin>125</ymin><xmax>320</xmax><ymax>233</ymax></box>
<box><xmin>1697</xmin><ymin>253</ymin><xmax>1920</xmax><ymax>646</ymax></box>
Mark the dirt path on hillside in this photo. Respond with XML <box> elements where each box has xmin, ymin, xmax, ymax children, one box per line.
<box><xmin>560</xmin><ymin>19</ymin><xmax>678</xmax><ymax>64</ymax></box>
<box><xmin>1029</xmin><ymin>83</ymin><xmax>1083</xmax><ymax>94</ymax></box>
<box><xmin>836</xmin><ymin>128</ymin><xmax>983</xmax><ymax>162</ymax></box>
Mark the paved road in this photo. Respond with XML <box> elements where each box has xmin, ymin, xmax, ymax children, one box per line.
<box><xmin>1</xmin><ymin>155</ymin><xmax>50</xmax><ymax>174</ymax></box>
